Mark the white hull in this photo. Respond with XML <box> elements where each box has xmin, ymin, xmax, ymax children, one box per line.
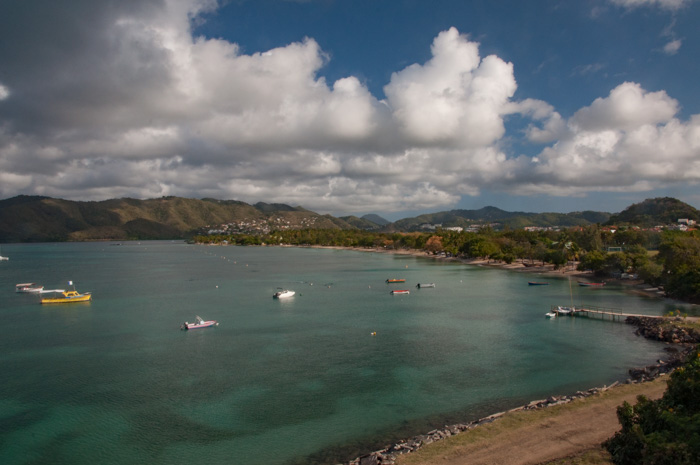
<box><xmin>273</xmin><ymin>290</ymin><xmax>295</xmax><ymax>299</ymax></box>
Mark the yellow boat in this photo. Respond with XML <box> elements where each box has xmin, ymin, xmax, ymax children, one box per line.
<box><xmin>41</xmin><ymin>289</ymin><xmax>92</xmax><ymax>304</ymax></box>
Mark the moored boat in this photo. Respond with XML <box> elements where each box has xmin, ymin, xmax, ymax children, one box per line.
<box><xmin>545</xmin><ymin>312</ymin><xmax>557</xmax><ymax>318</ymax></box>
<box><xmin>273</xmin><ymin>289</ymin><xmax>295</xmax><ymax>299</ymax></box>
<box><xmin>416</xmin><ymin>283</ymin><xmax>435</xmax><ymax>288</ymax></box>
<box><xmin>0</xmin><ymin>256</ymin><xmax>8</xmax><ymax>261</ymax></box>
<box><xmin>16</xmin><ymin>283</ymin><xmax>44</xmax><ymax>293</ymax></box>
<box><xmin>578</xmin><ymin>282</ymin><xmax>606</xmax><ymax>287</ymax></box>
<box><xmin>40</xmin><ymin>281</ymin><xmax>91</xmax><ymax>304</ymax></box>
<box><xmin>181</xmin><ymin>315</ymin><xmax>218</xmax><ymax>330</ymax></box>
<box><xmin>386</xmin><ymin>279</ymin><xmax>406</xmax><ymax>283</ymax></box>
<box><xmin>528</xmin><ymin>281</ymin><xmax>549</xmax><ymax>286</ymax></box>
<box><xmin>391</xmin><ymin>289</ymin><xmax>410</xmax><ymax>295</ymax></box>
<box><xmin>556</xmin><ymin>306</ymin><xmax>574</xmax><ymax>315</ymax></box>
<box><xmin>40</xmin><ymin>290</ymin><xmax>92</xmax><ymax>304</ymax></box>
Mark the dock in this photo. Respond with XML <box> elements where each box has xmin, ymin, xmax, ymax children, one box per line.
<box><xmin>550</xmin><ymin>304</ymin><xmax>665</xmax><ymax>322</ymax></box>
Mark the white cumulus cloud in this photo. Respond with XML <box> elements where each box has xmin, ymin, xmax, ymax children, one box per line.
<box><xmin>663</xmin><ymin>39</ymin><xmax>682</xmax><ymax>54</ymax></box>
<box><xmin>524</xmin><ymin>82</ymin><xmax>700</xmax><ymax>196</ymax></box>
<box><xmin>0</xmin><ymin>0</ymin><xmax>698</xmax><ymax>215</ymax></box>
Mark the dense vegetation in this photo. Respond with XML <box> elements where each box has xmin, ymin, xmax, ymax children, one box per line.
<box><xmin>195</xmin><ymin>226</ymin><xmax>700</xmax><ymax>303</ymax></box>
<box><xmin>0</xmin><ymin>195</ymin><xmax>349</xmax><ymax>242</ymax></box>
<box><xmin>607</xmin><ymin>197</ymin><xmax>700</xmax><ymax>227</ymax></box>
<box><xmin>605</xmin><ymin>350</ymin><xmax>700</xmax><ymax>464</ymax></box>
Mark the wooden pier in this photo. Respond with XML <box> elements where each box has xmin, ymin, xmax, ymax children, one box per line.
<box><xmin>550</xmin><ymin>304</ymin><xmax>665</xmax><ymax>322</ymax></box>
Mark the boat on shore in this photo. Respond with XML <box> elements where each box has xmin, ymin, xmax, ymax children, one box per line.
<box><xmin>16</xmin><ymin>283</ymin><xmax>44</xmax><ymax>293</ymax></box>
<box><xmin>391</xmin><ymin>289</ymin><xmax>410</xmax><ymax>295</ymax></box>
<box><xmin>273</xmin><ymin>289</ymin><xmax>295</xmax><ymax>299</ymax></box>
<box><xmin>386</xmin><ymin>278</ymin><xmax>406</xmax><ymax>283</ymax></box>
<box><xmin>181</xmin><ymin>316</ymin><xmax>218</xmax><ymax>330</ymax></box>
<box><xmin>528</xmin><ymin>281</ymin><xmax>549</xmax><ymax>286</ymax></box>
<box><xmin>416</xmin><ymin>283</ymin><xmax>436</xmax><ymax>288</ymax></box>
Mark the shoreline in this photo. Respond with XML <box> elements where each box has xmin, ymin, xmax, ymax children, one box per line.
<box><xmin>210</xmin><ymin>243</ymin><xmax>696</xmax><ymax>463</ymax></box>
<box><xmin>345</xmin><ymin>335</ymin><xmax>696</xmax><ymax>465</ymax></box>
<box><xmin>303</xmin><ymin>244</ymin><xmax>670</xmax><ymax>300</ymax></box>
<box><xmin>347</xmin><ymin>376</ymin><xmax>671</xmax><ymax>465</ymax></box>
<box><xmin>294</xmin><ymin>245</ymin><xmax>696</xmax><ymax>464</ymax></box>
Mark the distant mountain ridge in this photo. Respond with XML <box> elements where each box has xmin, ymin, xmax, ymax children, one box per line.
<box><xmin>0</xmin><ymin>195</ymin><xmax>696</xmax><ymax>242</ymax></box>
<box><xmin>0</xmin><ymin>195</ymin><xmax>352</xmax><ymax>242</ymax></box>
<box><xmin>390</xmin><ymin>206</ymin><xmax>611</xmax><ymax>231</ymax></box>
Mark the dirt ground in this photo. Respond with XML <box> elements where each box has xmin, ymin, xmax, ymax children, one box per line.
<box><xmin>396</xmin><ymin>378</ymin><xmax>669</xmax><ymax>465</ymax></box>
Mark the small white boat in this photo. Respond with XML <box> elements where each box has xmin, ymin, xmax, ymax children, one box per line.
<box><xmin>391</xmin><ymin>289</ymin><xmax>410</xmax><ymax>295</ymax></box>
<box><xmin>273</xmin><ymin>289</ymin><xmax>295</xmax><ymax>299</ymax></box>
<box><xmin>545</xmin><ymin>312</ymin><xmax>557</xmax><ymax>318</ymax></box>
<box><xmin>416</xmin><ymin>283</ymin><xmax>435</xmax><ymax>288</ymax></box>
<box><xmin>16</xmin><ymin>283</ymin><xmax>44</xmax><ymax>293</ymax></box>
<box><xmin>0</xmin><ymin>255</ymin><xmax>8</xmax><ymax>261</ymax></box>
<box><xmin>556</xmin><ymin>306</ymin><xmax>574</xmax><ymax>315</ymax></box>
<box><xmin>181</xmin><ymin>316</ymin><xmax>218</xmax><ymax>330</ymax></box>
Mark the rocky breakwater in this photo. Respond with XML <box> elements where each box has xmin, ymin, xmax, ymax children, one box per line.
<box><xmin>626</xmin><ymin>316</ymin><xmax>700</xmax><ymax>344</ymax></box>
<box><xmin>343</xmin><ymin>384</ymin><xmax>628</xmax><ymax>465</ymax></box>
<box><xmin>624</xmin><ymin>316</ymin><xmax>700</xmax><ymax>382</ymax></box>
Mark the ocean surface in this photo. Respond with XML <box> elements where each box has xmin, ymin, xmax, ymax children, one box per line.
<box><xmin>0</xmin><ymin>242</ymin><xmax>696</xmax><ymax>465</ymax></box>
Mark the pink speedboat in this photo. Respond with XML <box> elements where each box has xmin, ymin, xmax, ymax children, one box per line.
<box><xmin>181</xmin><ymin>316</ymin><xmax>218</xmax><ymax>330</ymax></box>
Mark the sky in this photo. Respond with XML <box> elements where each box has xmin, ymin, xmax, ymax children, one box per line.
<box><xmin>1</xmin><ymin>0</ymin><xmax>699</xmax><ymax>221</ymax></box>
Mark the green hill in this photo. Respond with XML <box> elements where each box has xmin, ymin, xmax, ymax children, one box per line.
<box><xmin>0</xmin><ymin>196</ymin><xmax>353</xmax><ymax>242</ymax></box>
<box><xmin>338</xmin><ymin>215</ymin><xmax>387</xmax><ymax>230</ymax></box>
<box><xmin>607</xmin><ymin>197</ymin><xmax>700</xmax><ymax>227</ymax></box>
<box><xmin>1</xmin><ymin>195</ymin><xmax>695</xmax><ymax>243</ymax></box>
<box><xmin>391</xmin><ymin>207</ymin><xmax>611</xmax><ymax>231</ymax></box>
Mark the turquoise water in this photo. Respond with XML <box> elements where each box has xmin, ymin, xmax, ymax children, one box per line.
<box><xmin>0</xmin><ymin>242</ymin><xmax>695</xmax><ymax>464</ymax></box>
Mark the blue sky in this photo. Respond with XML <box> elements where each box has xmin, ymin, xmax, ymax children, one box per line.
<box><xmin>0</xmin><ymin>0</ymin><xmax>699</xmax><ymax>220</ymax></box>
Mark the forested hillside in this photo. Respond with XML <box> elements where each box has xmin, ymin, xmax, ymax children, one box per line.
<box><xmin>0</xmin><ymin>196</ymin><xmax>351</xmax><ymax>242</ymax></box>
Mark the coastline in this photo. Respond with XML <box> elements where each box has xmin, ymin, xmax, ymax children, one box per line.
<box><xmin>342</xmin><ymin>325</ymin><xmax>697</xmax><ymax>465</ymax></box>
<box><xmin>304</xmin><ymin>244</ymin><xmax>668</xmax><ymax>300</ymax></box>
<box><xmin>295</xmin><ymin>245</ymin><xmax>695</xmax><ymax>464</ymax></box>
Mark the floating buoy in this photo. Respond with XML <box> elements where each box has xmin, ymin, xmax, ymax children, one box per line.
<box><xmin>371</xmin><ymin>332</ymin><xmax>377</xmax><ymax>336</ymax></box>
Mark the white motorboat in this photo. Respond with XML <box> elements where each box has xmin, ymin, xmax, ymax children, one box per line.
<box><xmin>556</xmin><ymin>306</ymin><xmax>574</xmax><ymax>315</ymax></box>
<box><xmin>16</xmin><ymin>283</ymin><xmax>44</xmax><ymax>293</ymax></box>
<box><xmin>273</xmin><ymin>289</ymin><xmax>295</xmax><ymax>299</ymax></box>
<box><xmin>181</xmin><ymin>316</ymin><xmax>218</xmax><ymax>330</ymax></box>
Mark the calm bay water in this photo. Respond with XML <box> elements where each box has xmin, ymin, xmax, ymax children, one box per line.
<box><xmin>0</xmin><ymin>242</ymin><xmax>696</xmax><ymax>464</ymax></box>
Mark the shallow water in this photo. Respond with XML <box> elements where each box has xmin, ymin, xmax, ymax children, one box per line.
<box><xmin>0</xmin><ymin>242</ymin><xmax>694</xmax><ymax>464</ymax></box>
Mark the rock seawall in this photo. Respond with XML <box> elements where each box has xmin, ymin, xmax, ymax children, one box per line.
<box><xmin>342</xmin><ymin>317</ymin><xmax>700</xmax><ymax>465</ymax></box>
<box><xmin>625</xmin><ymin>316</ymin><xmax>700</xmax><ymax>344</ymax></box>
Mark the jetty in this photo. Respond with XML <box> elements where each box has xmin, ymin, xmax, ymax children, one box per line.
<box><xmin>549</xmin><ymin>304</ymin><xmax>666</xmax><ymax>322</ymax></box>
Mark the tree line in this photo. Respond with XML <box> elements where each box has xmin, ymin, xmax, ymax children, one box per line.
<box><xmin>193</xmin><ymin>225</ymin><xmax>700</xmax><ymax>303</ymax></box>
<box><xmin>605</xmin><ymin>348</ymin><xmax>700</xmax><ymax>464</ymax></box>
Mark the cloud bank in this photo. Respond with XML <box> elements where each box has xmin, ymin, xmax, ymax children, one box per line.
<box><xmin>610</xmin><ymin>0</ymin><xmax>695</xmax><ymax>10</ymax></box>
<box><xmin>0</xmin><ymin>0</ymin><xmax>698</xmax><ymax>214</ymax></box>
